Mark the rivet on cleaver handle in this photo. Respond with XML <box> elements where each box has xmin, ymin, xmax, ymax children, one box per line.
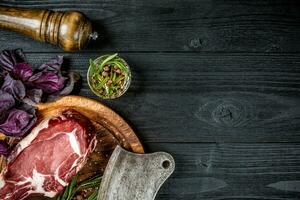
<box><xmin>97</xmin><ymin>145</ymin><xmax>175</xmax><ymax>200</ymax></box>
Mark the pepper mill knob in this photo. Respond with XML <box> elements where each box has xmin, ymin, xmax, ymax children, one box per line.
<box><xmin>0</xmin><ymin>6</ymin><xmax>96</xmax><ymax>52</ymax></box>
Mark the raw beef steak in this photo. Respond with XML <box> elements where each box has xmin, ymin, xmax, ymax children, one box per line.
<box><xmin>0</xmin><ymin>109</ymin><xmax>97</xmax><ymax>200</ymax></box>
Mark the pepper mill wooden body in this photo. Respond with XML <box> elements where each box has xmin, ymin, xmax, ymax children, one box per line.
<box><xmin>0</xmin><ymin>6</ymin><xmax>96</xmax><ymax>52</ymax></box>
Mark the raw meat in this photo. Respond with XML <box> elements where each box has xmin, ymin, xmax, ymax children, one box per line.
<box><xmin>0</xmin><ymin>109</ymin><xmax>97</xmax><ymax>200</ymax></box>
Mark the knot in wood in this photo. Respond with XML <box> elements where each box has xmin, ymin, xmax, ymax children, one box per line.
<box><xmin>189</xmin><ymin>38</ymin><xmax>202</xmax><ymax>49</ymax></box>
<box><xmin>195</xmin><ymin>98</ymin><xmax>253</xmax><ymax>128</ymax></box>
<box><xmin>212</xmin><ymin>103</ymin><xmax>241</xmax><ymax>126</ymax></box>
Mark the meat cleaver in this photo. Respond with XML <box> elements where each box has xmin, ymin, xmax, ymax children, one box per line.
<box><xmin>97</xmin><ymin>146</ymin><xmax>175</xmax><ymax>200</ymax></box>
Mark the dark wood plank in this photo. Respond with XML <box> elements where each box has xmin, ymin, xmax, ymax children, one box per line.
<box><xmin>0</xmin><ymin>0</ymin><xmax>300</xmax><ymax>52</ymax></box>
<box><xmin>147</xmin><ymin>143</ymin><xmax>300</xmax><ymax>200</ymax></box>
<box><xmin>1</xmin><ymin>1</ymin><xmax>300</xmax><ymax>200</ymax></box>
<box><xmin>21</xmin><ymin>52</ymin><xmax>300</xmax><ymax>143</ymax></box>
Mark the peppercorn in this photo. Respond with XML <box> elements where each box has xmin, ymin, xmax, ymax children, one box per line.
<box><xmin>102</xmin><ymin>71</ymin><xmax>109</xmax><ymax>77</ymax></box>
<box><xmin>107</xmin><ymin>80</ymin><xmax>113</xmax><ymax>85</ymax></box>
<box><xmin>115</xmin><ymin>69</ymin><xmax>121</xmax><ymax>74</ymax></box>
<box><xmin>103</xmin><ymin>65</ymin><xmax>110</xmax><ymax>72</ymax></box>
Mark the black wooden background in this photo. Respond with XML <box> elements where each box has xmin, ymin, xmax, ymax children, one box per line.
<box><xmin>1</xmin><ymin>0</ymin><xmax>300</xmax><ymax>199</ymax></box>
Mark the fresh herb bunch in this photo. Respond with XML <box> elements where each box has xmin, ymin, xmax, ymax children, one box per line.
<box><xmin>57</xmin><ymin>174</ymin><xmax>102</xmax><ymax>200</ymax></box>
<box><xmin>88</xmin><ymin>53</ymin><xmax>131</xmax><ymax>99</ymax></box>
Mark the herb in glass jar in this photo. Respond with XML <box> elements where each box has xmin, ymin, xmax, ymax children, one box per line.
<box><xmin>87</xmin><ymin>54</ymin><xmax>131</xmax><ymax>99</ymax></box>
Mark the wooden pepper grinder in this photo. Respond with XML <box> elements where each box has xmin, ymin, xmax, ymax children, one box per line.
<box><xmin>0</xmin><ymin>6</ymin><xmax>98</xmax><ymax>52</ymax></box>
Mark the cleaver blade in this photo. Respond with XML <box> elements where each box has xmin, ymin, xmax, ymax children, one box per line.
<box><xmin>97</xmin><ymin>145</ymin><xmax>175</xmax><ymax>200</ymax></box>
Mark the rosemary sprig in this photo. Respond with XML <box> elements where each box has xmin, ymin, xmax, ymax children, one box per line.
<box><xmin>57</xmin><ymin>174</ymin><xmax>102</xmax><ymax>200</ymax></box>
<box><xmin>115</xmin><ymin>75</ymin><xmax>125</xmax><ymax>84</ymax></box>
<box><xmin>87</xmin><ymin>190</ymin><xmax>98</xmax><ymax>200</ymax></box>
<box><xmin>89</xmin><ymin>59</ymin><xmax>96</xmax><ymax>73</ymax></box>
<box><xmin>99</xmin><ymin>53</ymin><xmax>118</xmax><ymax>70</ymax></box>
<box><xmin>88</xmin><ymin>53</ymin><xmax>130</xmax><ymax>99</ymax></box>
<box><xmin>78</xmin><ymin>174</ymin><xmax>102</xmax><ymax>189</ymax></box>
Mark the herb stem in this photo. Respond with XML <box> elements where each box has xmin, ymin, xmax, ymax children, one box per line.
<box><xmin>88</xmin><ymin>53</ymin><xmax>131</xmax><ymax>99</ymax></box>
<box><xmin>57</xmin><ymin>174</ymin><xmax>102</xmax><ymax>200</ymax></box>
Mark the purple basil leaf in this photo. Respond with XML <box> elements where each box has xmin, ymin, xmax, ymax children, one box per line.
<box><xmin>46</xmin><ymin>72</ymin><xmax>80</xmax><ymax>101</ymax></box>
<box><xmin>0</xmin><ymin>90</ymin><xmax>15</xmax><ymax>113</ymax></box>
<box><xmin>18</xmin><ymin>103</ymin><xmax>36</xmax><ymax>115</ymax></box>
<box><xmin>38</xmin><ymin>55</ymin><xmax>63</xmax><ymax>72</ymax></box>
<box><xmin>0</xmin><ymin>49</ymin><xmax>26</xmax><ymax>72</ymax></box>
<box><xmin>17</xmin><ymin>104</ymin><xmax>37</xmax><ymax>136</ymax></box>
<box><xmin>0</xmin><ymin>141</ymin><xmax>9</xmax><ymax>156</ymax></box>
<box><xmin>12</xmin><ymin>62</ymin><xmax>33</xmax><ymax>81</ymax></box>
<box><xmin>28</xmin><ymin>71</ymin><xmax>65</xmax><ymax>94</ymax></box>
<box><xmin>1</xmin><ymin>74</ymin><xmax>26</xmax><ymax>100</ymax></box>
<box><xmin>0</xmin><ymin>107</ymin><xmax>36</xmax><ymax>137</ymax></box>
<box><xmin>23</xmin><ymin>89</ymin><xmax>43</xmax><ymax>106</ymax></box>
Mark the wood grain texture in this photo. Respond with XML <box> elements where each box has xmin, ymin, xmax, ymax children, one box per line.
<box><xmin>0</xmin><ymin>0</ymin><xmax>299</xmax><ymax>52</ymax></box>
<box><xmin>21</xmin><ymin>52</ymin><xmax>300</xmax><ymax>143</ymax></box>
<box><xmin>146</xmin><ymin>143</ymin><xmax>300</xmax><ymax>200</ymax></box>
<box><xmin>0</xmin><ymin>1</ymin><xmax>300</xmax><ymax>199</ymax></box>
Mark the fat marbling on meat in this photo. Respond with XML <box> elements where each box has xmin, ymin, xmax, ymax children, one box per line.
<box><xmin>0</xmin><ymin>109</ymin><xmax>97</xmax><ymax>200</ymax></box>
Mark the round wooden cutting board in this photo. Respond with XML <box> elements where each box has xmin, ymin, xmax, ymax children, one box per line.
<box><xmin>36</xmin><ymin>95</ymin><xmax>144</xmax><ymax>181</ymax></box>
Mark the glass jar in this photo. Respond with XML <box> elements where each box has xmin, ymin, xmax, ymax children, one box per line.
<box><xmin>87</xmin><ymin>54</ymin><xmax>131</xmax><ymax>99</ymax></box>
